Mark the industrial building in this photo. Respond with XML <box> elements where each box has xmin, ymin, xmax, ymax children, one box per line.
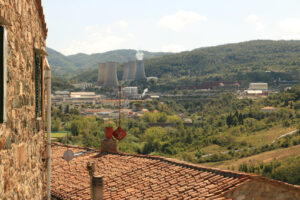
<box><xmin>135</xmin><ymin>60</ymin><xmax>146</xmax><ymax>80</ymax></box>
<box><xmin>98</xmin><ymin>63</ymin><xmax>107</xmax><ymax>85</ymax></box>
<box><xmin>249</xmin><ymin>83</ymin><xmax>268</xmax><ymax>91</ymax></box>
<box><xmin>100</xmin><ymin>52</ymin><xmax>147</xmax><ymax>85</ymax></box>
<box><xmin>52</xmin><ymin>92</ymin><xmax>101</xmax><ymax>105</ymax></box>
<box><xmin>122</xmin><ymin>87</ymin><xmax>139</xmax><ymax>99</ymax></box>
<box><xmin>72</xmin><ymin>82</ymin><xmax>93</xmax><ymax>90</ymax></box>
<box><xmin>244</xmin><ymin>83</ymin><xmax>268</xmax><ymax>95</ymax></box>
<box><xmin>122</xmin><ymin>62</ymin><xmax>130</xmax><ymax>81</ymax></box>
<box><xmin>97</xmin><ymin>62</ymin><xmax>119</xmax><ymax>87</ymax></box>
<box><xmin>122</xmin><ymin>61</ymin><xmax>137</xmax><ymax>81</ymax></box>
<box><xmin>69</xmin><ymin>92</ymin><xmax>101</xmax><ymax>104</ymax></box>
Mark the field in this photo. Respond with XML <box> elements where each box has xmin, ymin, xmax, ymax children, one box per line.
<box><xmin>49</xmin><ymin>132</ymin><xmax>69</xmax><ymax>140</ymax></box>
<box><xmin>202</xmin><ymin>144</ymin><xmax>300</xmax><ymax>170</ymax></box>
<box><xmin>200</xmin><ymin>126</ymin><xmax>297</xmax><ymax>155</ymax></box>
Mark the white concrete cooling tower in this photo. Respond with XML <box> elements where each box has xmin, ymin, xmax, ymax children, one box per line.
<box><xmin>135</xmin><ymin>60</ymin><xmax>146</xmax><ymax>80</ymax></box>
<box><xmin>104</xmin><ymin>62</ymin><xmax>119</xmax><ymax>87</ymax></box>
<box><xmin>98</xmin><ymin>63</ymin><xmax>107</xmax><ymax>86</ymax></box>
<box><xmin>122</xmin><ymin>62</ymin><xmax>130</xmax><ymax>81</ymax></box>
<box><xmin>127</xmin><ymin>61</ymin><xmax>136</xmax><ymax>81</ymax></box>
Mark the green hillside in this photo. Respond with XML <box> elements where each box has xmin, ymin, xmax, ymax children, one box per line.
<box><xmin>145</xmin><ymin>40</ymin><xmax>300</xmax><ymax>78</ymax></box>
<box><xmin>69</xmin><ymin>40</ymin><xmax>300</xmax><ymax>88</ymax></box>
<box><xmin>46</xmin><ymin>47</ymin><xmax>78</xmax><ymax>76</ymax></box>
<box><xmin>47</xmin><ymin>47</ymin><xmax>170</xmax><ymax>78</ymax></box>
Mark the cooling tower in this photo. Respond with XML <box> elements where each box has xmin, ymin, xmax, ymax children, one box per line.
<box><xmin>127</xmin><ymin>61</ymin><xmax>136</xmax><ymax>81</ymax></box>
<box><xmin>135</xmin><ymin>60</ymin><xmax>146</xmax><ymax>80</ymax></box>
<box><xmin>104</xmin><ymin>62</ymin><xmax>119</xmax><ymax>87</ymax></box>
<box><xmin>98</xmin><ymin>63</ymin><xmax>107</xmax><ymax>86</ymax></box>
<box><xmin>122</xmin><ymin>62</ymin><xmax>130</xmax><ymax>81</ymax></box>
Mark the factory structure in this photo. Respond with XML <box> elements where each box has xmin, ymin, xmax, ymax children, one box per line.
<box><xmin>97</xmin><ymin>62</ymin><xmax>119</xmax><ymax>87</ymax></box>
<box><xmin>245</xmin><ymin>83</ymin><xmax>268</xmax><ymax>95</ymax></box>
<box><xmin>97</xmin><ymin>51</ymin><xmax>147</xmax><ymax>87</ymax></box>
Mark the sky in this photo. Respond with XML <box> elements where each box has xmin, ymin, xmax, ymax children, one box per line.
<box><xmin>43</xmin><ymin>0</ymin><xmax>300</xmax><ymax>55</ymax></box>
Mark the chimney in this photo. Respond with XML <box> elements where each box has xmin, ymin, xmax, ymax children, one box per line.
<box><xmin>87</xmin><ymin>163</ymin><xmax>104</xmax><ymax>200</ymax></box>
<box><xmin>92</xmin><ymin>176</ymin><xmax>104</xmax><ymax>200</ymax></box>
<box><xmin>101</xmin><ymin>127</ymin><xmax>117</xmax><ymax>153</ymax></box>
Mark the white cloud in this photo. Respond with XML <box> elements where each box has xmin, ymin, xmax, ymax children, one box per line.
<box><xmin>127</xmin><ymin>33</ymin><xmax>135</xmax><ymax>39</ymax></box>
<box><xmin>245</xmin><ymin>15</ymin><xmax>300</xmax><ymax>40</ymax></box>
<box><xmin>161</xmin><ymin>44</ymin><xmax>186</xmax><ymax>53</ymax></box>
<box><xmin>62</xmin><ymin>25</ymin><xmax>134</xmax><ymax>55</ymax></box>
<box><xmin>278</xmin><ymin>18</ymin><xmax>300</xmax><ymax>39</ymax></box>
<box><xmin>159</xmin><ymin>10</ymin><xmax>207</xmax><ymax>32</ymax></box>
<box><xmin>245</xmin><ymin>14</ymin><xmax>265</xmax><ymax>31</ymax></box>
<box><xmin>106</xmin><ymin>25</ymin><xmax>112</xmax><ymax>34</ymax></box>
<box><xmin>117</xmin><ymin>20</ymin><xmax>128</xmax><ymax>28</ymax></box>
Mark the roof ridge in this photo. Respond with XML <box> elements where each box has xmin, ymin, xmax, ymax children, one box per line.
<box><xmin>51</xmin><ymin>142</ymin><xmax>300</xmax><ymax>190</ymax></box>
<box><xmin>109</xmin><ymin>152</ymin><xmax>300</xmax><ymax>190</ymax></box>
<box><xmin>103</xmin><ymin>151</ymin><xmax>250</xmax><ymax>179</ymax></box>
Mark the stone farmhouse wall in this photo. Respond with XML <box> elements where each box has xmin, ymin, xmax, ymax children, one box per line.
<box><xmin>0</xmin><ymin>0</ymin><xmax>47</xmax><ymax>199</ymax></box>
<box><xmin>224</xmin><ymin>179</ymin><xmax>300</xmax><ymax>200</ymax></box>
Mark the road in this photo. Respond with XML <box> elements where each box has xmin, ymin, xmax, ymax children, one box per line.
<box><xmin>272</xmin><ymin>129</ymin><xmax>299</xmax><ymax>143</ymax></box>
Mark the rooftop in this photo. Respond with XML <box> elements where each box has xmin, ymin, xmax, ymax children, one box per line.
<box><xmin>51</xmin><ymin>143</ymin><xmax>300</xmax><ymax>199</ymax></box>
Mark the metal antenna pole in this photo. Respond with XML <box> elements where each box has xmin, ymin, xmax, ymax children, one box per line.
<box><xmin>119</xmin><ymin>86</ymin><xmax>121</xmax><ymax>127</ymax></box>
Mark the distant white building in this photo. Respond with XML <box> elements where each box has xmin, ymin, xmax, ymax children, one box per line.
<box><xmin>72</xmin><ymin>82</ymin><xmax>93</xmax><ymax>90</ymax></box>
<box><xmin>70</xmin><ymin>92</ymin><xmax>97</xmax><ymax>98</ymax></box>
<box><xmin>122</xmin><ymin>87</ymin><xmax>139</xmax><ymax>99</ymax></box>
<box><xmin>54</xmin><ymin>91</ymin><xmax>70</xmax><ymax>95</ymax></box>
<box><xmin>248</xmin><ymin>83</ymin><xmax>268</xmax><ymax>91</ymax></box>
<box><xmin>245</xmin><ymin>90</ymin><xmax>263</xmax><ymax>95</ymax></box>
<box><xmin>69</xmin><ymin>92</ymin><xmax>101</xmax><ymax>104</ymax></box>
<box><xmin>52</xmin><ymin>91</ymin><xmax>70</xmax><ymax>104</ymax></box>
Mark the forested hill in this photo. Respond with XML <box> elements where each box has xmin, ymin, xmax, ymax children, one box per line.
<box><xmin>145</xmin><ymin>40</ymin><xmax>300</xmax><ymax>78</ymax></box>
<box><xmin>70</xmin><ymin>40</ymin><xmax>300</xmax><ymax>85</ymax></box>
<box><xmin>47</xmin><ymin>47</ymin><xmax>170</xmax><ymax>77</ymax></box>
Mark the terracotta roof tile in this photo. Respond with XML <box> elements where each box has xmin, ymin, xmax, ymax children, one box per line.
<box><xmin>51</xmin><ymin>143</ymin><xmax>300</xmax><ymax>199</ymax></box>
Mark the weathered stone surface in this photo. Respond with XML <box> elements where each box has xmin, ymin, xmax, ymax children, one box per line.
<box><xmin>0</xmin><ymin>0</ymin><xmax>47</xmax><ymax>199</ymax></box>
<box><xmin>224</xmin><ymin>179</ymin><xmax>300</xmax><ymax>200</ymax></box>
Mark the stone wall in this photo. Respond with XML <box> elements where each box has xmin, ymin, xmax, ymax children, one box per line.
<box><xmin>0</xmin><ymin>0</ymin><xmax>47</xmax><ymax>199</ymax></box>
<box><xmin>224</xmin><ymin>179</ymin><xmax>300</xmax><ymax>200</ymax></box>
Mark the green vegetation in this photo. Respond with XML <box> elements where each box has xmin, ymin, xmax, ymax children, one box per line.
<box><xmin>55</xmin><ymin>40</ymin><xmax>300</xmax><ymax>92</ymax></box>
<box><xmin>145</xmin><ymin>40</ymin><xmax>300</xmax><ymax>81</ymax></box>
<box><xmin>47</xmin><ymin>47</ymin><xmax>170</xmax><ymax>78</ymax></box>
<box><xmin>53</xmin><ymin>86</ymin><xmax>300</xmax><ymax>158</ymax></box>
<box><xmin>51</xmin><ymin>84</ymin><xmax>300</xmax><ymax>184</ymax></box>
<box><xmin>50</xmin><ymin>132</ymin><xmax>68</xmax><ymax>138</ymax></box>
<box><xmin>238</xmin><ymin>156</ymin><xmax>300</xmax><ymax>185</ymax></box>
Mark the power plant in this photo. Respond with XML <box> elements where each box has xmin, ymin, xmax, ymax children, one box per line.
<box><xmin>135</xmin><ymin>60</ymin><xmax>146</xmax><ymax>80</ymax></box>
<box><xmin>97</xmin><ymin>62</ymin><xmax>119</xmax><ymax>87</ymax></box>
<box><xmin>122</xmin><ymin>62</ymin><xmax>130</xmax><ymax>81</ymax></box>
<box><xmin>104</xmin><ymin>62</ymin><xmax>119</xmax><ymax>87</ymax></box>
<box><xmin>127</xmin><ymin>61</ymin><xmax>137</xmax><ymax>80</ymax></box>
<box><xmin>98</xmin><ymin>51</ymin><xmax>147</xmax><ymax>87</ymax></box>
<box><xmin>98</xmin><ymin>63</ymin><xmax>107</xmax><ymax>85</ymax></box>
<box><xmin>122</xmin><ymin>61</ymin><xmax>137</xmax><ymax>81</ymax></box>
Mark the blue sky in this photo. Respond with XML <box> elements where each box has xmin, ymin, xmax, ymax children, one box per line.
<box><xmin>43</xmin><ymin>0</ymin><xmax>300</xmax><ymax>55</ymax></box>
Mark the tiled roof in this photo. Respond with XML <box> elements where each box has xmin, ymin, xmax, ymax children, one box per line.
<box><xmin>51</xmin><ymin>143</ymin><xmax>252</xmax><ymax>199</ymax></box>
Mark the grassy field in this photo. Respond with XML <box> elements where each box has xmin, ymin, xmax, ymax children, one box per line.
<box><xmin>201</xmin><ymin>126</ymin><xmax>296</xmax><ymax>155</ymax></box>
<box><xmin>235</xmin><ymin>126</ymin><xmax>296</xmax><ymax>147</ymax></box>
<box><xmin>202</xmin><ymin>144</ymin><xmax>300</xmax><ymax>170</ymax></box>
<box><xmin>50</xmin><ymin>132</ymin><xmax>69</xmax><ymax>138</ymax></box>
